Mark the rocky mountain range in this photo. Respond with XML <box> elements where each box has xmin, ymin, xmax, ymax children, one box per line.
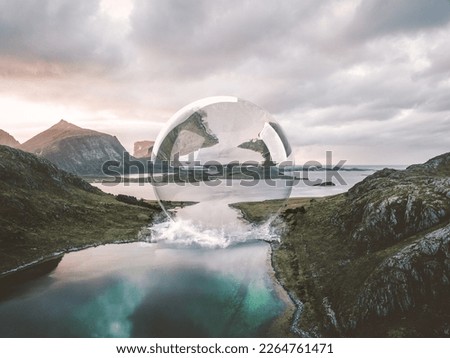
<box><xmin>19</xmin><ymin>120</ymin><xmax>128</xmax><ymax>176</ymax></box>
<box><xmin>0</xmin><ymin>129</ymin><xmax>20</xmax><ymax>148</ymax></box>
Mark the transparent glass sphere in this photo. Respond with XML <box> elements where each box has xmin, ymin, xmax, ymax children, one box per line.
<box><xmin>151</xmin><ymin>96</ymin><xmax>294</xmax><ymax>227</ymax></box>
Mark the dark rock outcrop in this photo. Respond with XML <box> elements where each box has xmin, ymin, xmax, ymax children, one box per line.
<box><xmin>313</xmin><ymin>181</ymin><xmax>335</xmax><ymax>187</ymax></box>
<box><xmin>352</xmin><ymin>224</ymin><xmax>449</xmax><ymax>328</ymax></box>
<box><xmin>268</xmin><ymin>152</ymin><xmax>450</xmax><ymax>337</ymax></box>
<box><xmin>343</xmin><ymin>156</ymin><xmax>449</xmax><ymax>253</ymax></box>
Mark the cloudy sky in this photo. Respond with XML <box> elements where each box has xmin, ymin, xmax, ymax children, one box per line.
<box><xmin>1</xmin><ymin>0</ymin><xmax>449</xmax><ymax>164</ymax></box>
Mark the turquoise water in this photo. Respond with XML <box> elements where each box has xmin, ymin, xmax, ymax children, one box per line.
<box><xmin>0</xmin><ymin>241</ymin><xmax>285</xmax><ymax>337</ymax></box>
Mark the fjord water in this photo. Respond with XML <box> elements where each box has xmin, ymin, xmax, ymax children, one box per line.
<box><xmin>0</xmin><ymin>241</ymin><xmax>284</xmax><ymax>337</ymax></box>
<box><xmin>96</xmin><ymin>166</ymin><xmax>406</xmax><ymax>201</ymax></box>
<box><xmin>0</xmin><ymin>166</ymin><xmax>401</xmax><ymax>337</ymax></box>
<box><xmin>0</xmin><ymin>181</ymin><xmax>289</xmax><ymax>338</ymax></box>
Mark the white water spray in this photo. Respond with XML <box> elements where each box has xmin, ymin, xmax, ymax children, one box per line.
<box><xmin>148</xmin><ymin>215</ymin><xmax>279</xmax><ymax>249</ymax></box>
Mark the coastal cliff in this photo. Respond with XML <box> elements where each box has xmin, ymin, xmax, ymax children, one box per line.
<box><xmin>235</xmin><ymin>152</ymin><xmax>449</xmax><ymax>337</ymax></box>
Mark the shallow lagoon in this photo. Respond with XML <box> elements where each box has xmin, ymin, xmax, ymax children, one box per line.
<box><xmin>0</xmin><ymin>241</ymin><xmax>285</xmax><ymax>337</ymax></box>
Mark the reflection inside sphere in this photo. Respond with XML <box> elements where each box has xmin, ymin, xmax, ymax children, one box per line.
<box><xmin>150</xmin><ymin>96</ymin><xmax>294</xmax><ymax>227</ymax></box>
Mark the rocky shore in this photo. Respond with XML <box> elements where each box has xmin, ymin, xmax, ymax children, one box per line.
<box><xmin>234</xmin><ymin>152</ymin><xmax>449</xmax><ymax>337</ymax></box>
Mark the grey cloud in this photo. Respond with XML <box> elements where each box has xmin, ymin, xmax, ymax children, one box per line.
<box><xmin>415</xmin><ymin>37</ymin><xmax>450</xmax><ymax>80</ymax></box>
<box><xmin>421</xmin><ymin>92</ymin><xmax>450</xmax><ymax>112</ymax></box>
<box><xmin>258</xmin><ymin>64</ymin><xmax>427</xmax><ymax>120</ymax></box>
<box><xmin>346</xmin><ymin>0</ymin><xmax>450</xmax><ymax>42</ymax></box>
<box><xmin>285</xmin><ymin>109</ymin><xmax>450</xmax><ymax>151</ymax></box>
<box><xmin>0</xmin><ymin>0</ymin><xmax>122</xmax><ymax>69</ymax></box>
<box><xmin>130</xmin><ymin>0</ymin><xmax>320</xmax><ymax>78</ymax></box>
<box><xmin>0</xmin><ymin>0</ymin><xmax>449</xmax><ymax>164</ymax></box>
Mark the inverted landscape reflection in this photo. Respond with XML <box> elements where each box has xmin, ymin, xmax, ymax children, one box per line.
<box><xmin>0</xmin><ymin>242</ymin><xmax>285</xmax><ymax>338</ymax></box>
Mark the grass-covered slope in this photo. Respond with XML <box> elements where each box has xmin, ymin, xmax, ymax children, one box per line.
<box><xmin>0</xmin><ymin>145</ymin><xmax>161</xmax><ymax>274</ymax></box>
<box><xmin>234</xmin><ymin>152</ymin><xmax>450</xmax><ymax>337</ymax></box>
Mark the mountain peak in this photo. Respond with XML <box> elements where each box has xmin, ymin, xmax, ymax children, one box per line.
<box><xmin>19</xmin><ymin>120</ymin><xmax>128</xmax><ymax>175</ymax></box>
<box><xmin>0</xmin><ymin>129</ymin><xmax>20</xmax><ymax>148</ymax></box>
<box><xmin>51</xmin><ymin>119</ymin><xmax>82</xmax><ymax>131</ymax></box>
<box><xmin>21</xmin><ymin>120</ymin><xmax>98</xmax><ymax>153</ymax></box>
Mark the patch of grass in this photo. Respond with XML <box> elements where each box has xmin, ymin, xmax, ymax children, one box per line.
<box><xmin>0</xmin><ymin>186</ymin><xmax>161</xmax><ymax>274</ymax></box>
<box><xmin>234</xmin><ymin>190</ymin><xmax>450</xmax><ymax>337</ymax></box>
<box><xmin>230</xmin><ymin>197</ymin><xmax>315</xmax><ymax>223</ymax></box>
<box><xmin>0</xmin><ymin>145</ymin><xmax>163</xmax><ymax>274</ymax></box>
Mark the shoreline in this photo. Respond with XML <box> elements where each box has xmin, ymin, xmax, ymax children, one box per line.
<box><xmin>1</xmin><ymin>220</ymin><xmax>301</xmax><ymax>338</ymax></box>
<box><xmin>3</xmin><ymin>198</ymin><xmax>307</xmax><ymax>337</ymax></box>
<box><xmin>264</xmin><ymin>241</ymin><xmax>300</xmax><ymax>337</ymax></box>
<box><xmin>0</xmin><ymin>220</ymin><xmax>159</xmax><ymax>278</ymax></box>
<box><xmin>268</xmin><ymin>241</ymin><xmax>310</xmax><ymax>337</ymax></box>
<box><xmin>0</xmin><ymin>236</ymin><xmax>147</xmax><ymax>278</ymax></box>
<box><xmin>231</xmin><ymin>197</ymin><xmax>324</xmax><ymax>337</ymax></box>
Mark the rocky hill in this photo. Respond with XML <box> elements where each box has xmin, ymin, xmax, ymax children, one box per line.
<box><xmin>20</xmin><ymin>120</ymin><xmax>128</xmax><ymax>176</ymax></box>
<box><xmin>0</xmin><ymin>145</ymin><xmax>160</xmax><ymax>274</ymax></box>
<box><xmin>134</xmin><ymin>140</ymin><xmax>154</xmax><ymax>159</ymax></box>
<box><xmin>0</xmin><ymin>129</ymin><xmax>20</xmax><ymax>148</ymax></box>
<box><xmin>234</xmin><ymin>152</ymin><xmax>450</xmax><ymax>337</ymax></box>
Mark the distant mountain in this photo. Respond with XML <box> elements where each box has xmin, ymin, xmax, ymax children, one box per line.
<box><xmin>0</xmin><ymin>145</ymin><xmax>160</xmax><ymax>274</ymax></box>
<box><xmin>134</xmin><ymin>140</ymin><xmax>154</xmax><ymax>159</ymax></box>
<box><xmin>21</xmin><ymin>120</ymin><xmax>128</xmax><ymax>176</ymax></box>
<box><xmin>0</xmin><ymin>129</ymin><xmax>20</xmax><ymax>148</ymax></box>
